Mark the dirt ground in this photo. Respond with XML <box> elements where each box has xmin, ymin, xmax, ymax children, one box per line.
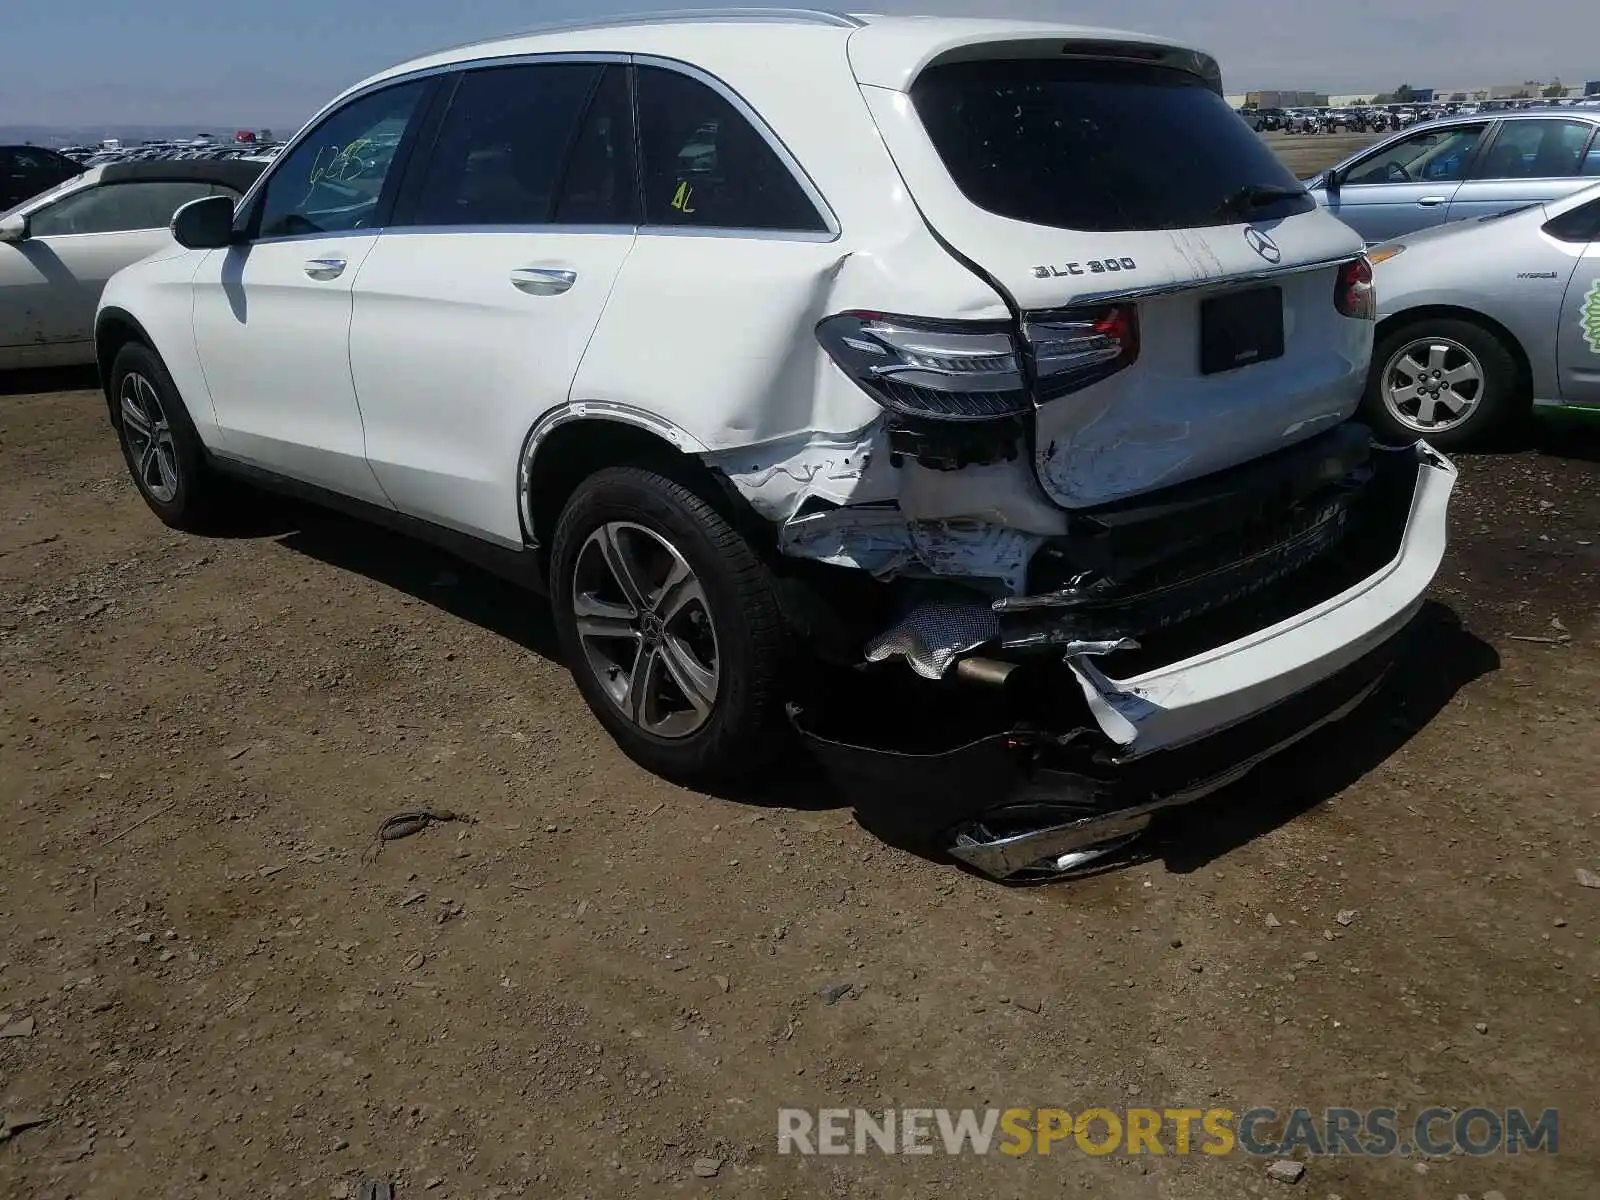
<box><xmin>3</xmin><ymin>133</ymin><xmax>1600</xmax><ymax>1200</ymax></box>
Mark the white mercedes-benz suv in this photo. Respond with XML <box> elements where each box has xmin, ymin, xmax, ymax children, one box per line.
<box><xmin>95</xmin><ymin>10</ymin><xmax>1456</xmax><ymax>880</ymax></box>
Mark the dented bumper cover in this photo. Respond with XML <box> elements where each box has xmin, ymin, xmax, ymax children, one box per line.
<box><xmin>1066</xmin><ymin>442</ymin><xmax>1454</xmax><ymax>758</ymax></box>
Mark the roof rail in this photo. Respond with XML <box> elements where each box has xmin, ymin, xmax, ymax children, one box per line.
<box><xmin>430</xmin><ymin>7</ymin><xmax>865</xmax><ymax>59</ymax></box>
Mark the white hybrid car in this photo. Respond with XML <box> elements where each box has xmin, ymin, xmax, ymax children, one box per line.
<box><xmin>96</xmin><ymin>11</ymin><xmax>1456</xmax><ymax>880</ymax></box>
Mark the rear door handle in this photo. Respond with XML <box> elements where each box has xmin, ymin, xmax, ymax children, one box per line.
<box><xmin>1416</xmin><ymin>196</ymin><xmax>1449</xmax><ymax>207</ymax></box>
<box><xmin>510</xmin><ymin>267</ymin><xmax>577</xmax><ymax>296</ymax></box>
<box><xmin>304</xmin><ymin>257</ymin><xmax>347</xmax><ymax>280</ymax></box>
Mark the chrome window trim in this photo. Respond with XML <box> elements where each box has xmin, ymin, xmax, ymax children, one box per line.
<box><xmin>631</xmin><ymin>54</ymin><xmax>842</xmax><ymax>240</ymax></box>
<box><xmin>635</xmin><ymin>225</ymin><xmax>839</xmax><ymax>242</ymax></box>
<box><xmin>378</xmin><ymin>223</ymin><xmax>639</xmax><ymax>237</ymax></box>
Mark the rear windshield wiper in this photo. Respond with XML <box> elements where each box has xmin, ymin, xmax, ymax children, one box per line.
<box><xmin>1206</xmin><ymin>184</ymin><xmax>1309</xmax><ymax>222</ymax></box>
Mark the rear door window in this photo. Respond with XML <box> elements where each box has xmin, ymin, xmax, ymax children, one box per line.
<box><xmin>408</xmin><ymin>63</ymin><xmax>604</xmax><ymax>226</ymax></box>
<box><xmin>1472</xmin><ymin>119</ymin><xmax>1595</xmax><ymax>179</ymax></box>
<box><xmin>910</xmin><ymin>59</ymin><xmax>1314</xmax><ymax>232</ymax></box>
<box><xmin>635</xmin><ymin>65</ymin><xmax>827</xmax><ymax>233</ymax></box>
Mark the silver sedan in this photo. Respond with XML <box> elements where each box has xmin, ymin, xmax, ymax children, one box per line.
<box><xmin>1363</xmin><ymin>180</ymin><xmax>1600</xmax><ymax>447</ymax></box>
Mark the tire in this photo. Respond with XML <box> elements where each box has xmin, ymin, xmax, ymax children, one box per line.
<box><xmin>109</xmin><ymin>342</ymin><xmax>237</xmax><ymax>531</ymax></box>
<box><xmin>1360</xmin><ymin>317</ymin><xmax>1524</xmax><ymax>450</ymax></box>
<box><xmin>549</xmin><ymin>465</ymin><xmax>791</xmax><ymax>787</ymax></box>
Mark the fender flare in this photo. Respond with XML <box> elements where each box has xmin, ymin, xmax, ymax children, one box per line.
<box><xmin>516</xmin><ymin>400</ymin><xmax>710</xmax><ymax>546</ymax></box>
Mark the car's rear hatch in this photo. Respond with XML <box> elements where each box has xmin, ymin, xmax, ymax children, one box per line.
<box><xmin>851</xmin><ymin>31</ymin><xmax>1371</xmax><ymax>509</ymax></box>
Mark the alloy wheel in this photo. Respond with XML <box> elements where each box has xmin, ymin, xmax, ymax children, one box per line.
<box><xmin>1380</xmin><ymin>336</ymin><xmax>1485</xmax><ymax>434</ymax></box>
<box><xmin>570</xmin><ymin>521</ymin><xmax>720</xmax><ymax>739</ymax></box>
<box><xmin>119</xmin><ymin>372</ymin><xmax>180</xmax><ymax>503</ymax></box>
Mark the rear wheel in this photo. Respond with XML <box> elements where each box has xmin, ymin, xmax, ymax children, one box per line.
<box><xmin>110</xmin><ymin>342</ymin><xmax>237</xmax><ymax>531</ymax></box>
<box><xmin>1361</xmin><ymin>318</ymin><xmax>1523</xmax><ymax>449</ymax></box>
<box><xmin>549</xmin><ymin>466</ymin><xmax>791</xmax><ymax>787</ymax></box>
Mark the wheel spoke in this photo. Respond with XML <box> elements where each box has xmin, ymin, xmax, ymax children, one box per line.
<box><xmin>1388</xmin><ymin>382</ymin><xmax>1421</xmax><ymax>406</ymax></box>
<box><xmin>154</xmin><ymin>439</ymin><xmax>180</xmax><ymax>493</ymax></box>
<box><xmin>1415</xmin><ymin>393</ymin><xmax>1442</xmax><ymax>426</ymax></box>
<box><xmin>627</xmin><ymin>644</ymin><xmax>659</xmax><ymax>725</ymax></box>
<box><xmin>1443</xmin><ymin>362</ymin><xmax>1479</xmax><ymax>387</ymax></box>
<box><xmin>1395</xmin><ymin>354</ymin><xmax>1428</xmax><ymax>382</ymax></box>
<box><xmin>1434</xmin><ymin>388</ymin><xmax>1469</xmax><ymax>415</ymax></box>
<box><xmin>656</xmin><ymin>571</ymin><xmax>706</xmax><ymax>626</ymax></box>
<box><xmin>597</xmin><ymin>525</ymin><xmax>648</xmax><ymax>614</ymax></box>
<box><xmin>575</xmin><ymin>607</ymin><xmax>641</xmax><ymax>643</ymax></box>
<box><xmin>120</xmin><ymin>394</ymin><xmax>151</xmax><ymax>440</ymax></box>
<box><xmin>1426</xmin><ymin>343</ymin><xmax>1449</xmax><ymax>372</ymax></box>
<box><xmin>658</xmin><ymin>634</ymin><xmax>716</xmax><ymax>715</ymax></box>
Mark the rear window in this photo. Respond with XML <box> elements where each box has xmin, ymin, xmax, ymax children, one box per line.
<box><xmin>911</xmin><ymin>59</ymin><xmax>1314</xmax><ymax>232</ymax></box>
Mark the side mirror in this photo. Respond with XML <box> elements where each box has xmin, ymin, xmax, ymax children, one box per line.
<box><xmin>1324</xmin><ymin>167</ymin><xmax>1343</xmax><ymax>193</ymax></box>
<box><xmin>171</xmin><ymin>194</ymin><xmax>237</xmax><ymax>250</ymax></box>
<box><xmin>0</xmin><ymin>213</ymin><xmax>27</xmax><ymax>244</ymax></box>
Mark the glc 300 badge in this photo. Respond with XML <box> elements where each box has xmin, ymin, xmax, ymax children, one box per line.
<box><xmin>1031</xmin><ymin>257</ymin><xmax>1137</xmax><ymax>279</ymax></box>
<box><xmin>1583</xmin><ymin>279</ymin><xmax>1600</xmax><ymax>355</ymax></box>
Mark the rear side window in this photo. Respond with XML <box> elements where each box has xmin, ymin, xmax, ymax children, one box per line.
<box><xmin>29</xmin><ymin>180</ymin><xmax>223</xmax><ymax>236</ymax></box>
<box><xmin>635</xmin><ymin>66</ymin><xmax>826</xmax><ymax>233</ymax></box>
<box><xmin>1543</xmin><ymin>195</ymin><xmax>1600</xmax><ymax>243</ymax></box>
<box><xmin>911</xmin><ymin>59</ymin><xmax>1313</xmax><ymax>232</ymax></box>
<box><xmin>410</xmin><ymin>63</ymin><xmax>605</xmax><ymax>226</ymax></box>
<box><xmin>1473</xmin><ymin>119</ymin><xmax>1595</xmax><ymax>179</ymax></box>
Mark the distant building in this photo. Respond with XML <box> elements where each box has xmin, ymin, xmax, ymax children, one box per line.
<box><xmin>1244</xmin><ymin>89</ymin><xmax>1329</xmax><ymax>108</ymax></box>
<box><xmin>1586</xmin><ymin>81</ymin><xmax>1600</xmax><ymax>96</ymax></box>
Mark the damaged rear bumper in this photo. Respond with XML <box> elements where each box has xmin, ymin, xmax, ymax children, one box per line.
<box><xmin>791</xmin><ymin>442</ymin><xmax>1456</xmax><ymax>881</ymax></box>
<box><xmin>1067</xmin><ymin>441</ymin><xmax>1454</xmax><ymax>758</ymax></box>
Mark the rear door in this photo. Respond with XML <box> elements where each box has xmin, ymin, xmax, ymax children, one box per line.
<box><xmin>1326</xmin><ymin>122</ymin><xmax>1489</xmax><ymax>240</ymax></box>
<box><xmin>860</xmin><ymin>53</ymin><xmax>1369</xmax><ymax>509</ymax></box>
<box><xmin>1447</xmin><ymin>118</ymin><xmax>1599</xmax><ymax>223</ymax></box>
<box><xmin>349</xmin><ymin>61</ymin><xmax>639</xmax><ymax>544</ymax></box>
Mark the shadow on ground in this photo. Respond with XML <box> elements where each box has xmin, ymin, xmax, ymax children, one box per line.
<box><xmin>254</xmin><ymin>495</ymin><xmax>1498</xmax><ymax>883</ymax></box>
<box><xmin>0</xmin><ymin>365</ymin><xmax>101</xmax><ymax>397</ymax></box>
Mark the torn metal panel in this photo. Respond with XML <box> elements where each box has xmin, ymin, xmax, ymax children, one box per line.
<box><xmin>705</xmin><ymin>425</ymin><xmax>892</xmax><ymax>523</ymax></box>
<box><xmin>778</xmin><ymin>507</ymin><xmax>1046</xmax><ymax>594</ymax></box>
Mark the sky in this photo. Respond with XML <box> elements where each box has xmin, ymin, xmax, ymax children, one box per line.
<box><xmin>2</xmin><ymin>0</ymin><xmax>1597</xmax><ymax>129</ymax></box>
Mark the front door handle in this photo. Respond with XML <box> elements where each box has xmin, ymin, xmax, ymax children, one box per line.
<box><xmin>1416</xmin><ymin>196</ymin><xmax>1449</xmax><ymax>207</ymax></box>
<box><xmin>304</xmin><ymin>257</ymin><xmax>347</xmax><ymax>280</ymax></box>
<box><xmin>510</xmin><ymin>267</ymin><xmax>577</xmax><ymax>296</ymax></box>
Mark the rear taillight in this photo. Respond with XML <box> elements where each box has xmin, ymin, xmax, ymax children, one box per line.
<box><xmin>815</xmin><ymin>312</ymin><xmax>1028</xmax><ymax>421</ymax></box>
<box><xmin>1335</xmin><ymin>257</ymin><xmax>1374</xmax><ymax>320</ymax></box>
<box><xmin>1023</xmin><ymin>304</ymin><xmax>1140</xmax><ymax>400</ymax></box>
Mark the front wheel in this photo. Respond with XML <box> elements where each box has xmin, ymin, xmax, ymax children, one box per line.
<box><xmin>1360</xmin><ymin>318</ymin><xmax>1524</xmax><ymax>449</ymax></box>
<box><xmin>110</xmin><ymin>342</ymin><xmax>238</xmax><ymax>531</ymax></box>
<box><xmin>549</xmin><ymin>466</ymin><xmax>791</xmax><ymax>787</ymax></box>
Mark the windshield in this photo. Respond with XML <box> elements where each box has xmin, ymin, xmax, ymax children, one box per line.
<box><xmin>911</xmin><ymin>58</ymin><xmax>1314</xmax><ymax>232</ymax></box>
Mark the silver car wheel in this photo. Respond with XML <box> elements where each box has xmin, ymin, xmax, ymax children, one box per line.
<box><xmin>1380</xmin><ymin>336</ymin><xmax>1485</xmax><ymax>434</ymax></box>
<box><xmin>571</xmin><ymin>521</ymin><xmax>720</xmax><ymax>739</ymax></box>
<box><xmin>119</xmin><ymin>372</ymin><xmax>180</xmax><ymax>503</ymax></box>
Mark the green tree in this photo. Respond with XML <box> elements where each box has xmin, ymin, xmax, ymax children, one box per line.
<box><xmin>1393</xmin><ymin>84</ymin><xmax>1417</xmax><ymax>102</ymax></box>
<box><xmin>1543</xmin><ymin>80</ymin><xmax>1566</xmax><ymax>98</ymax></box>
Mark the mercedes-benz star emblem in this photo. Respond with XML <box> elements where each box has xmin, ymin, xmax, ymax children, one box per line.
<box><xmin>1244</xmin><ymin>227</ymin><xmax>1282</xmax><ymax>263</ymax></box>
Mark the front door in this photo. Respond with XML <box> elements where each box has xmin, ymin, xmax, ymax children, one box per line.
<box><xmin>350</xmin><ymin>62</ymin><xmax>639</xmax><ymax>544</ymax></box>
<box><xmin>190</xmin><ymin>78</ymin><xmax>433</xmax><ymax>503</ymax></box>
<box><xmin>1325</xmin><ymin>122</ymin><xmax>1488</xmax><ymax>242</ymax></box>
